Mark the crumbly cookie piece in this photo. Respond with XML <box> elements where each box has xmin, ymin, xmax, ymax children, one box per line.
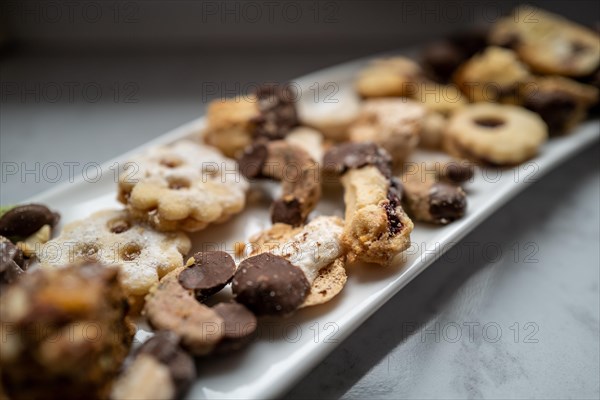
<box><xmin>454</xmin><ymin>46</ymin><xmax>531</xmax><ymax>103</ymax></box>
<box><xmin>443</xmin><ymin>103</ymin><xmax>548</xmax><ymax>165</ymax></box>
<box><xmin>38</xmin><ymin>209</ymin><xmax>191</xmax><ymax>309</ymax></box>
<box><xmin>356</xmin><ymin>57</ymin><xmax>425</xmax><ymax>98</ymax></box>
<box><xmin>245</xmin><ymin>216</ymin><xmax>347</xmax><ymax>311</ymax></box>
<box><xmin>522</xmin><ymin>75</ymin><xmax>599</xmax><ymax>135</ymax></box>
<box><xmin>0</xmin><ymin>264</ymin><xmax>134</xmax><ymax>400</ymax></box>
<box><xmin>489</xmin><ymin>5</ymin><xmax>600</xmax><ymax>77</ymax></box>
<box><xmin>324</xmin><ymin>143</ymin><xmax>414</xmax><ymax>266</ymax></box>
<box><xmin>349</xmin><ymin>98</ymin><xmax>426</xmax><ymax>164</ymax></box>
<box><xmin>119</xmin><ymin>139</ymin><xmax>249</xmax><ymax>232</ymax></box>
<box><xmin>238</xmin><ymin>139</ymin><xmax>321</xmax><ymax>226</ymax></box>
<box><xmin>204</xmin><ymin>85</ymin><xmax>299</xmax><ymax>157</ymax></box>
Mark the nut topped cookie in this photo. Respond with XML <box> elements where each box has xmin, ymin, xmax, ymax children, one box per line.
<box><xmin>38</xmin><ymin>209</ymin><xmax>191</xmax><ymax>309</ymax></box>
<box><xmin>118</xmin><ymin>139</ymin><xmax>249</xmax><ymax>232</ymax></box>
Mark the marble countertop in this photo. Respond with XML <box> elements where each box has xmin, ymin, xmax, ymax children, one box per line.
<box><xmin>1</xmin><ymin>52</ymin><xmax>599</xmax><ymax>399</ymax></box>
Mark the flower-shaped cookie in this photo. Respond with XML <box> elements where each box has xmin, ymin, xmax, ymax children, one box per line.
<box><xmin>118</xmin><ymin>140</ymin><xmax>249</xmax><ymax>232</ymax></box>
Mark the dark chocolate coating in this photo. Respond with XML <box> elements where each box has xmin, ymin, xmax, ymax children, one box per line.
<box><xmin>0</xmin><ymin>236</ymin><xmax>25</xmax><ymax>286</ymax></box>
<box><xmin>429</xmin><ymin>182</ymin><xmax>467</xmax><ymax>224</ymax></box>
<box><xmin>211</xmin><ymin>302</ymin><xmax>257</xmax><ymax>353</ymax></box>
<box><xmin>0</xmin><ymin>204</ymin><xmax>60</xmax><ymax>238</ymax></box>
<box><xmin>252</xmin><ymin>84</ymin><xmax>299</xmax><ymax>140</ymax></box>
<box><xmin>385</xmin><ymin>178</ymin><xmax>404</xmax><ymax>236</ymax></box>
<box><xmin>271</xmin><ymin>197</ymin><xmax>303</xmax><ymax>227</ymax></box>
<box><xmin>323</xmin><ymin>142</ymin><xmax>393</xmax><ymax>178</ymax></box>
<box><xmin>232</xmin><ymin>253</ymin><xmax>310</xmax><ymax>315</ymax></box>
<box><xmin>238</xmin><ymin>142</ymin><xmax>269</xmax><ymax>179</ymax></box>
<box><xmin>178</xmin><ymin>251</ymin><xmax>236</xmax><ymax>300</ymax></box>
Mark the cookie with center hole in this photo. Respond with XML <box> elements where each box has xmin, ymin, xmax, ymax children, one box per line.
<box><xmin>118</xmin><ymin>139</ymin><xmax>249</xmax><ymax>232</ymax></box>
<box><xmin>443</xmin><ymin>103</ymin><xmax>548</xmax><ymax>166</ymax></box>
<box><xmin>38</xmin><ymin>209</ymin><xmax>191</xmax><ymax>311</ymax></box>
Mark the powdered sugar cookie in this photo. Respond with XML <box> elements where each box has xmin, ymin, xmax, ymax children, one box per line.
<box><xmin>38</xmin><ymin>209</ymin><xmax>191</xmax><ymax>308</ymax></box>
<box><xmin>118</xmin><ymin>140</ymin><xmax>248</xmax><ymax>232</ymax></box>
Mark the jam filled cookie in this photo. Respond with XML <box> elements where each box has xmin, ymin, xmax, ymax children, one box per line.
<box><xmin>204</xmin><ymin>85</ymin><xmax>299</xmax><ymax>157</ymax></box>
<box><xmin>118</xmin><ymin>140</ymin><xmax>249</xmax><ymax>232</ymax></box>
<box><xmin>349</xmin><ymin>98</ymin><xmax>426</xmax><ymax>164</ymax></box>
<box><xmin>0</xmin><ymin>264</ymin><xmax>134</xmax><ymax>400</ymax></box>
<box><xmin>324</xmin><ymin>143</ymin><xmax>413</xmax><ymax>266</ymax></box>
<box><xmin>38</xmin><ymin>209</ymin><xmax>191</xmax><ymax>310</ymax></box>
<box><xmin>238</xmin><ymin>138</ymin><xmax>321</xmax><ymax>227</ymax></box>
<box><xmin>489</xmin><ymin>5</ymin><xmax>600</xmax><ymax>77</ymax></box>
<box><xmin>454</xmin><ymin>46</ymin><xmax>531</xmax><ymax>104</ymax></box>
<box><xmin>233</xmin><ymin>216</ymin><xmax>346</xmax><ymax>315</ymax></box>
<box><xmin>443</xmin><ymin>103</ymin><xmax>548</xmax><ymax>166</ymax></box>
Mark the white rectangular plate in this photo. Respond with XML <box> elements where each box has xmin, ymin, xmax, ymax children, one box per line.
<box><xmin>25</xmin><ymin>55</ymin><xmax>599</xmax><ymax>399</ymax></box>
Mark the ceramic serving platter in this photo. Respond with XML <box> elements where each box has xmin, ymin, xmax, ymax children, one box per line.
<box><xmin>25</xmin><ymin>54</ymin><xmax>599</xmax><ymax>399</ymax></box>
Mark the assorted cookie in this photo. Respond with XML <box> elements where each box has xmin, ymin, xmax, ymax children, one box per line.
<box><xmin>238</xmin><ymin>138</ymin><xmax>321</xmax><ymax>227</ymax></box>
<box><xmin>324</xmin><ymin>143</ymin><xmax>414</xmax><ymax>265</ymax></box>
<box><xmin>489</xmin><ymin>5</ymin><xmax>600</xmax><ymax>77</ymax></box>
<box><xmin>401</xmin><ymin>161</ymin><xmax>472</xmax><ymax>225</ymax></box>
<box><xmin>144</xmin><ymin>252</ymin><xmax>257</xmax><ymax>356</ymax></box>
<box><xmin>118</xmin><ymin>139</ymin><xmax>249</xmax><ymax>232</ymax></box>
<box><xmin>443</xmin><ymin>103</ymin><xmax>548</xmax><ymax>166</ymax></box>
<box><xmin>0</xmin><ymin>264</ymin><xmax>134</xmax><ymax>400</ymax></box>
<box><xmin>204</xmin><ymin>84</ymin><xmax>299</xmax><ymax>157</ymax></box>
<box><xmin>2</xmin><ymin>5</ymin><xmax>598</xmax><ymax>397</ymax></box>
<box><xmin>349</xmin><ymin>98</ymin><xmax>426</xmax><ymax>164</ymax></box>
<box><xmin>37</xmin><ymin>209</ymin><xmax>191</xmax><ymax>311</ymax></box>
<box><xmin>233</xmin><ymin>216</ymin><xmax>346</xmax><ymax>315</ymax></box>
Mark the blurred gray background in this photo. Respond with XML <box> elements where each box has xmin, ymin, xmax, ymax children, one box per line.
<box><xmin>1</xmin><ymin>1</ymin><xmax>599</xmax><ymax>399</ymax></box>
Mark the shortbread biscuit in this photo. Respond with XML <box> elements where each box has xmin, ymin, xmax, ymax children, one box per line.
<box><xmin>356</xmin><ymin>57</ymin><xmax>424</xmax><ymax>98</ymax></box>
<box><xmin>118</xmin><ymin>140</ymin><xmax>248</xmax><ymax>232</ymax></box>
<box><xmin>234</xmin><ymin>216</ymin><xmax>347</xmax><ymax>315</ymax></box>
<box><xmin>204</xmin><ymin>85</ymin><xmax>299</xmax><ymax>157</ymax></box>
<box><xmin>324</xmin><ymin>143</ymin><xmax>413</xmax><ymax>266</ymax></box>
<box><xmin>38</xmin><ymin>209</ymin><xmax>191</xmax><ymax>308</ymax></box>
<box><xmin>238</xmin><ymin>139</ymin><xmax>321</xmax><ymax>226</ymax></box>
<box><xmin>349</xmin><ymin>98</ymin><xmax>426</xmax><ymax>164</ymax></box>
<box><xmin>443</xmin><ymin>103</ymin><xmax>548</xmax><ymax>165</ymax></box>
<box><xmin>489</xmin><ymin>5</ymin><xmax>600</xmax><ymax>77</ymax></box>
<box><xmin>454</xmin><ymin>46</ymin><xmax>531</xmax><ymax>103</ymax></box>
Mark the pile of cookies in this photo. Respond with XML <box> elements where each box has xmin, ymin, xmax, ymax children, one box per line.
<box><xmin>0</xmin><ymin>5</ymin><xmax>598</xmax><ymax>400</ymax></box>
